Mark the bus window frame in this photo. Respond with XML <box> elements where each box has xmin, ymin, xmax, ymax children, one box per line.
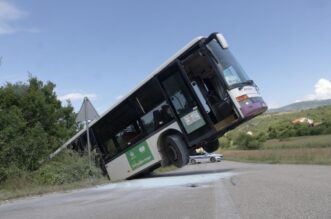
<box><xmin>94</xmin><ymin>77</ymin><xmax>178</xmax><ymax>163</ymax></box>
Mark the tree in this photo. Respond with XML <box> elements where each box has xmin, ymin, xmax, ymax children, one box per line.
<box><xmin>0</xmin><ymin>77</ymin><xmax>76</xmax><ymax>181</ymax></box>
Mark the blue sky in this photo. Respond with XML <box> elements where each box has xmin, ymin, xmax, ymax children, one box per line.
<box><xmin>1</xmin><ymin>0</ymin><xmax>331</xmax><ymax>112</ymax></box>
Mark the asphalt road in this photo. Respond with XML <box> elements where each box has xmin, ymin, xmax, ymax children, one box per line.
<box><xmin>1</xmin><ymin>161</ymin><xmax>331</xmax><ymax>219</ymax></box>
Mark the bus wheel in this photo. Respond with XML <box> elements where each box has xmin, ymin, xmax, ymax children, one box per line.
<box><xmin>203</xmin><ymin>139</ymin><xmax>220</xmax><ymax>153</ymax></box>
<box><xmin>165</xmin><ymin>135</ymin><xmax>189</xmax><ymax>168</ymax></box>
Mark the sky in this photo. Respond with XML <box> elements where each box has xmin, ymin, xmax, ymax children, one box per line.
<box><xmin>0</xmin><ymin>0</ymin><xmax>331</xmax><ymax>113</ymax></box>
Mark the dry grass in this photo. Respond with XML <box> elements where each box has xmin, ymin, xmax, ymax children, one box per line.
<box><xmin>221</xmin><ymin>135</ymin><xmax>331</xmax><ymax>165</ymax></box>
<box><xmin>263</xmin><ymin>135</ymin><xmax>331</xmax><ymax>149</ymax></box>
<box><xmin>0</xmin><ymin>177</ymin><xmax>108</xmax><ymax>201</ymax></box>
<box><xmin>154</xmin><ymin>165</ymin><xmax>177</xmax><ymax>173</ymax></box>
<box><xmin>222</xmin><ymin>147</ymin><xmax>331</xmax><ymax>165</ymax></box>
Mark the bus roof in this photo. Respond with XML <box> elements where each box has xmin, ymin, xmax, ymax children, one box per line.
<box><xmin>51</xmin><ymin>36</ymin><xmax>205</xmax><ymax>156</ymax></box>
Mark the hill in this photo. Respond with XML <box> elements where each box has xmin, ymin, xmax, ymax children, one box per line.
<box><xmin>268</xmin><ymin>99</ymin><xmax>331</xmax><ymax>113</ymax></box>
<box><xmin>227</xmin><ymin>105</ymin><xmax>331</xmax><ymax>137</ymax></box>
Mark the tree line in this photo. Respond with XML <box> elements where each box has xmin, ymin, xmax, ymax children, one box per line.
<box><xmin>0</xmin><ymin>77</ymin><xmax>77</xmax><ymax>182</ymax></box>
<box><xmin>220</xmin><ymin>107</ymin><xmax>331</xmax><ymax>150</ymax></box>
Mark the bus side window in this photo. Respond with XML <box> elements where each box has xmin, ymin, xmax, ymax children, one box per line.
<box><xmin>115</xmin><ymin>122</ymin><xmax>142</xmax><ymax>149</ymax></box>
<box><xmin>135</xmin><ymin>78</ymin><xmax>175</xmax><ymax>133</ymax></box>
<box><xmin>160</xmin><ymin>104</ymin><xmax>173</xmax><ymax>122</ymax></box>
<box><xmin>153</xmin><ymin>110</ymin><xmax>163</xmax><ymax>129</ymax></box>
<box><xmin>140</xmin><ymin>102</ymin><xmax>174</xmax><ymax>134</ymax></box>
<box><xmin>105</xmin><ymin>138</ymin><xmax>118</xmax><ymax>157</ymax></box>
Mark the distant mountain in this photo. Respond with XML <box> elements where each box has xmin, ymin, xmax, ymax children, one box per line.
<box><xmin>268</xmin><ymin>99</ymin><xmax>331</xmax><ymax>113</ymax></box>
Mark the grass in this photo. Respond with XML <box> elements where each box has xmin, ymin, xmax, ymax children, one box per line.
<box><xmin>0</xmin><ymin>150</ymin><xmax>108</xmax><ymax>201</ymax></box>
<box><xmin>221</xmin><ymin>134</ymin><xmax>331</xmax><ymax>165</ymax></box>
<box><xmin>263</xmin><ymin>134</ymin><xmax>331</xmax><ymax>149</ymax></box>
<box><xmin>0</xmin><ymin>176</ymin><xmax>108</xmax><ymax>202</ymax></box>
<box><xmin>0</xmin><ymin>165</ymin><xmax>176</xmax><ymax>201</ymax></box>
<box><xmin>153</xmin><ymin>165</ymin><xmax>177</xmax><ymax>173</ymax></box>
<box><xmin>222</xmin><ymin>148</ymin><xmax>331</xmax><ymax>165</ymax></box>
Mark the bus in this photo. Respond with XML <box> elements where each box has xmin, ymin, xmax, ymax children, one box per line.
<box><xmin>65</xmin><ymin>32</ymin><xmax>268</xmax><ymax>181</ymax></box>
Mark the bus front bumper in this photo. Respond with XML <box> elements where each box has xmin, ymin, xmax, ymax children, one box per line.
<box><xmin>240</xmin><ymin>101</ymin><xmax>268</xmax><ymax>118</ymax></box>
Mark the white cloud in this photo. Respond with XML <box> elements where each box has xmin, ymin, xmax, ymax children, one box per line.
<box><xmin>0</xmin><ymin>1</ymin><xmax>25</xmax><ymax>20</ymax></box>
<box><xmin>300</xmin><ymin>78</ymin><xmax>331</xmax><ymax>101</ymax></box>
<box><xmin>0</xmin><ymin>1</ymin><xmax>37</xmax><ymax>35</ymax></box>
<box><xmin>0</xmin><ymin>22</ymin><xmax>13</xmax><ymax>34</ymax></box>
<box><xmin>116</xmin><ymin>95</ymin><xmax>124</xmax><ymax>100</ymax></box>
<box><xmin>58</xmin><ymin>92</ymin><xmax>97</xmax><ymax>102</ymax></box>
<box><xmin>266</xmin><ymin>101</ymin><xmax>280</xmax><ymax>109</ymax></box>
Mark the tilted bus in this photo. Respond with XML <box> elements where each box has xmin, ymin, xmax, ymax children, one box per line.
<box><xmin>65</xmin><ymin>32</ymin><xmax>268</xmax><ymax>181</ymax></box>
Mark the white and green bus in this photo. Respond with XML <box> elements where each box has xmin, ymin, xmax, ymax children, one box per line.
<box><xmin>67</xmin><ymin>32</ymin><xmax>267</xmax><ymax>181</ymax></box>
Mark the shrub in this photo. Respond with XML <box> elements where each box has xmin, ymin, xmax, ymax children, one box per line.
<box><xmin>219</xmin><ymin>136</ymin><xmax>231</xmax><ymax>149</ymax></box>
<box><xmin>34</xmin><ymin>150</ymin><xmax>103</xmax><ymax>185</ymax></box>
<box><xmin>256</xmin><ymin>132</ymin><xmax>268</xmax><ymax>142</ymax></box>
<box><xmin>0</xmin><ymin>77</ymin><xmax>77</xmax><ymax>182</ymax></box>
<box><xmin>233</xmin><ymin>132</ymin><xmax>262</xmax><ymax>150</ymax></box>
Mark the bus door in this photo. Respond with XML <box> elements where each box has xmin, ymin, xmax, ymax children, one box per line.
<box><xmin>181</xmin><ymin>48</ymin><xmax>238</xmax><ymax>131</ymax></box>
<box><xmin>158</xmin><ymin>62</ymin><xmax>213</xmax><ymax>143</ymax></box>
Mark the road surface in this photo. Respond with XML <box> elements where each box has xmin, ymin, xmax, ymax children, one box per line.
<box><xmin>1</xmin><ymin>161</ymin><xmax>331</xmax><ymax>219</ymax></box>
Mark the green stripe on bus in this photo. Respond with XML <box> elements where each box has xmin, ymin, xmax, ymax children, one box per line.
<box><xmin>126</xmin><ymin>141</ymin><xmax>154</xmax><ymax>171</ymax></box>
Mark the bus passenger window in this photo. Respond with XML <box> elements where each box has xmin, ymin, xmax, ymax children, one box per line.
<box><xmin>160</xmin><ymin>104</ymin><xmax>173</xmax><ymax>123</ymax></box>
<box><xmin>105</xmin><ymin>138</ymin><xmax>117</xmax><ymax>157</ymax></box>
<box><xmin>153</xmin><ymin>110</ymin><xmax>163</xmax><ymax>129</ymax></box>
<box><xmin>140</xmin><ymin>102</ymin><xmax>174</xmax><ymax>134</ymax></box>
<box><xmin>115</xmin><ymin>123</ymin><xmax>141</xmax><ymax>149</ymax></box>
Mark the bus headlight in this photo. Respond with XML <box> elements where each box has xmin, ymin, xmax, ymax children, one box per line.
<box><xmin>236</xmin><ymin>95</ymin><xmax>252</xmax><ymax>107</ymax></box>
<box><xmin>238</xmin><ymin>96</ymin><xmax>268</xmax><ymax>117</ymax></box>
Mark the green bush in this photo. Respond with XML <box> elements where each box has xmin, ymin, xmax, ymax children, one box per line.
<box><xmin>34</xmin><ymin>150</ymin><xmax>103</xmax><ymax>185</ymax></box>
<box><xmin>0</xmin><ymin>167</ymin><xmax>7</xmax><ymax>182</ymax></box>
<box><xmin>256</xmin><ymin>132</ymin><xmax>268</xmax><ymax>142</ymax></box>
<box><xmin>0</xmin><ymin>77</ymin><xmax>77</xmax><ymax>182</ymax></box>
<box><xmin>219</xmin><ymin>136</ymin><xmax>231</xmax><ymax>149</ymax></box>
<box><xmin>233</xmin><ymin>132</ymin><xmax>262</xmax><ymax>150</ymax></box>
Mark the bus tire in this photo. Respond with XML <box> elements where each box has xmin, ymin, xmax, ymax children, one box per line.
<box><xmin>165</xmin><ymin>135</ymin><xmax>189</xmax><ymax>168</ymax></box>
<box><xmin>203</xmin><ymin>139</ymin><xmax>220</xmax><ymax>153</ymax></box>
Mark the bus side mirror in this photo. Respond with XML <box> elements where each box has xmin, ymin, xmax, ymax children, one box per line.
<box><xmin>216</xmin><ymin>34</ymin><xmax>229</xmax><ymax>49</ymax></box>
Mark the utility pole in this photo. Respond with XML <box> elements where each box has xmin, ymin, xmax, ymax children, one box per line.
<box><xmin>84</xmin><ymin>98</ymin><xmax>92</xmax><ymax>171</ymax></box>
<box><xmin>76</xmin><ymin>97</ymin><xmax>100</xmax><ymax>172</ymax></box>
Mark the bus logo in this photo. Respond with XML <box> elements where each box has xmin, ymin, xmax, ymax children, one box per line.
<box><xmin>139</xmin><ymin>146</ymin><xmax>145</xmax><ymax>153</ymax></box>
<box><xmin>126</xmin><ymin>141</ymin><xmax>154</xmax><ymax>171</ymax></box>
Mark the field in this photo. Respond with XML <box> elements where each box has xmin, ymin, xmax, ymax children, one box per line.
<box><xmin>263</xmin><ymin>134</ymin><xmax>331</xmax><ymax>149</ymax></box>
<box><xmin>221</xmin><ymin>134</ymin><xmax>331</xmax><ymax>165</ymax></box>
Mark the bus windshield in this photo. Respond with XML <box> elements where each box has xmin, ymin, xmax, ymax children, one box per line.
<box><xmin>206</xmin><ymin>39</ymin><xmax>251</xmax><ymax>88</ymax></box>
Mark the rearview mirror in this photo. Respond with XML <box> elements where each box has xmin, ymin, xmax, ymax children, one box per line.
<box><xmin>216</xmin><ymin>33</ymin><xmax>229</xmax><ymax>49</ymax></box>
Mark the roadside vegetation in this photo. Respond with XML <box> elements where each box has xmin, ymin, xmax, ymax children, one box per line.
<box><xmin>221</xmin><ymin>136</ymin><xmax>331</xmax><ymax>165</ymax></box>
<box><xmin>219</xmin><ymin>107</ymin><xmax>331</xmax><ymax>165</ymax></box>
<box><xmin>154</xmin><ymin>165</ymin><xmax>177</xmax><ymax>173</ymax></box>
<box><xmin>0</xmin><ymin>77</ymin><xmax>106</xmax><ymax>201</ymax></box>
<box><xmin>0</xmin><ymin>150</ymin><xmax>106</xmax><ymax>201</ymax></box>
